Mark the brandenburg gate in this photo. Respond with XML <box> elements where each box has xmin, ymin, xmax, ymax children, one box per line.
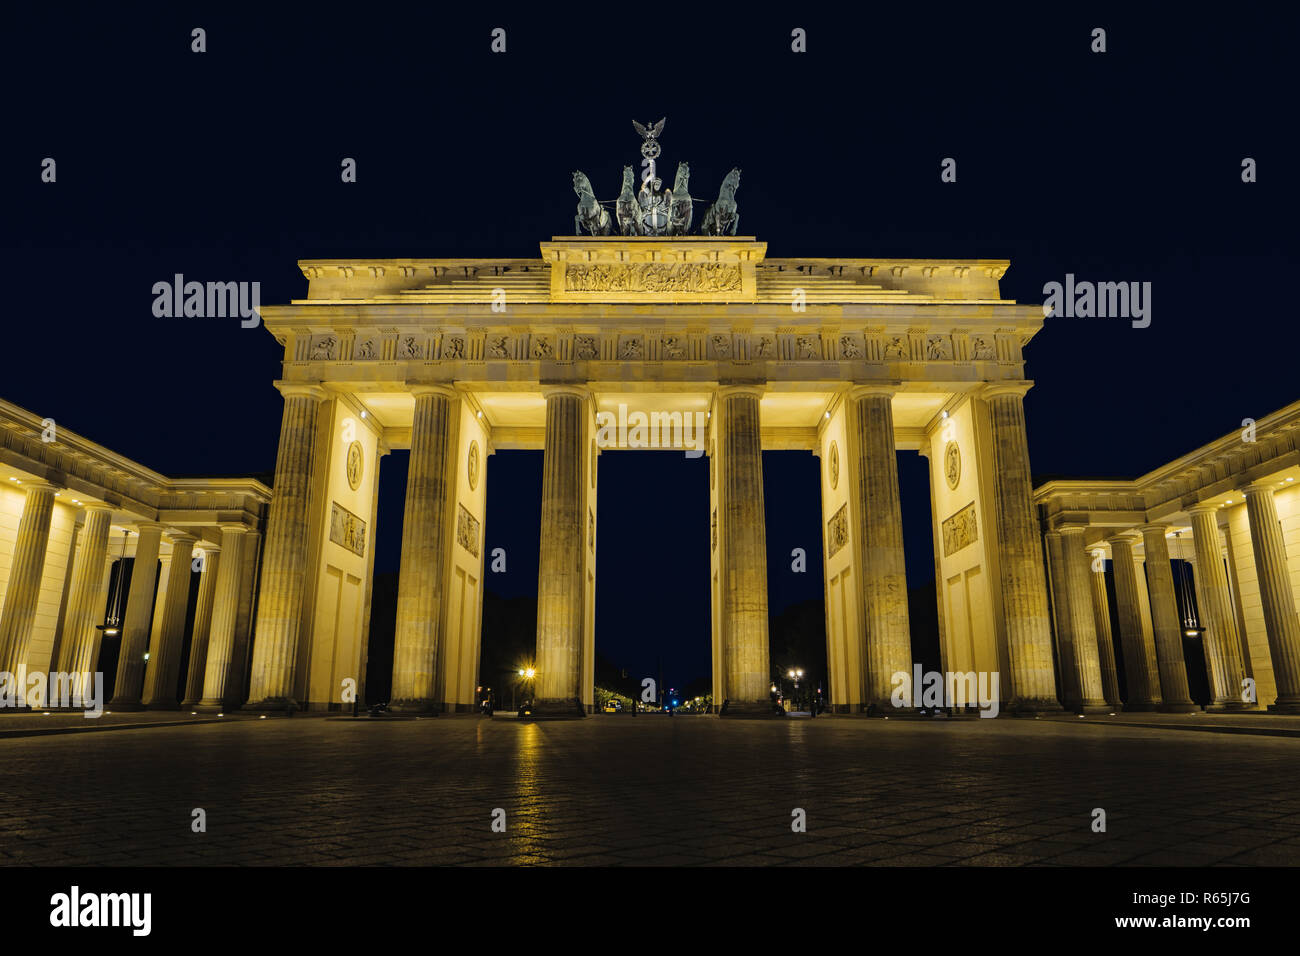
<box><xmin>248</xmin><ymin>234</ymin><xmax>1061</xmax><ymax>717</ymax></box>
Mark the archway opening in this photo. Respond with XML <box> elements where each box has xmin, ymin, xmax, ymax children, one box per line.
<box><xmin>594</xmin><ymin>450</ymin><xmax>709</xmax><ymax>712</ymax></box>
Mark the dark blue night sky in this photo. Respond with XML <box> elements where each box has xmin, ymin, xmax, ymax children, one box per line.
<box><xmin>5</xmin><ymin>6</ymin><xmax>1294</xmax><ymax>692</ymax></box>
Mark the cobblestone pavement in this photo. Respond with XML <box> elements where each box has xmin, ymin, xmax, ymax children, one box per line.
<box><xmin>2</xmin><ymin>714</ymin><xmax>1298</xmax><ymax>866</ymax></box>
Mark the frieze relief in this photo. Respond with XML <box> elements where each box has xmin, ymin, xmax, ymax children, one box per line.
<box><xmin>827</xmin><ymin>503</ymin><xmax>849</xmax><ymax>558</ymax></box>
<box><xmin>564</xmin><ymin>262</ymin><xmax>742</xmax><ymax>293</ymax></box>
<box><xmin>329</xmin><ymin>502</ymin><xmax>366</xmax><ymax>557</ymax></box>
<box><xmin>941</xmin><ymin>502</ymin><xmax>978</xmax><ymax>557</ymax></box>
<box><xmin>297</xmin><ymin>328</ymin><xmax>998</xmax><ymax>365</ymax></box>
<box><xmin>456</xmin><ymin>503</ymin><xmax>480</xmax><ymax>557</ymax></box>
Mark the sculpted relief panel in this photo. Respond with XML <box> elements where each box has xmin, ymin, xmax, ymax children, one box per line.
<box><xmin>329</xmin><ymin>502</ymin><xmax>366</xmax><ymax>557</ymax></box>
<box><xmin>827</xmin><ymin>504</ymin><xmax>849</xmax><ymax>558</ymax></box>
<box><xmin>942</xmin><ymin>502</ymin><xmax>978</xmax><ymax>557</ymax></box>
<box><xmin>456</xmin><ymin>503</ymin><xmax>480</xmax><ymax>557</ymax></box>
<box><xmin>564</xmin><ymin>262</ymin><xmax>742</xmax><ymax>293</ymax></box>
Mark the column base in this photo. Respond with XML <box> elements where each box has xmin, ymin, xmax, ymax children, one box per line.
<box><xmin>179</xmin><ymin>698</ymin><xmax>200</xmax><ymax>709</ymax></box>
<box><xmin>106</xmin><ymin>699</ymin><xmax>145</xmax><ymax>712</ymax></box>
<box><xmin>1158</xmin><ymin>702</ymin><xmax>1202</xmax><ymax>713</ymax></box>
<box><xmin>1007</xmin><ymin>698</ymin><xmax>1066</xmax><ymax>716</ymax></box>
<box><xmin>1123</xmin><ymin>701</ymin><xmax>1161</xmax><ymax>712</ymax></box>
<box><xmin>1267</xmin><ymin>700</ymin><xmax>1300</xmax><ymax>714</ymax></box>
<box><xmin>241</xmin><ymin>696</ymin><xmax>301</xmax><ymax>714</ymax></box>
<box><xmin>718</xmin><ymin>699</ymin><xmax>784</xmax><ymax>718</ymax></box>
<box><xmin>1075</xmin><ymin>702</ymin><xmax>1113</xmax><ymax>715</ymax></box>
<box><xmin>1206</xmin><ymin>700</ymin><xmax>1255</xmax><ymax>713</ymax></box>
<box><xmin>145</xmin><ymin>701</ymin><xmax>181</xmax><ymax>711</ymax></box>
<box><xmin>194</xmin><ymin>699</ymin><xmax>230</xmax><ymax>714</ymax></box>
<box><xmin>387</xmin><ymin>698</ymin><xmax>440</xmax><ymax>716</ymax></box>
<box><xmin>528</xmin><ymin>698</ymin><xmax>586</xmax><ymax>720</ymax></box>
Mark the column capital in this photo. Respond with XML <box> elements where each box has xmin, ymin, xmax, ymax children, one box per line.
<box><xmin>195</xmin><ymin>541</ymin><xmax>222</xmax><ymax>555</ymax></box>
<box><xmin>541</xmin><ymin>384</ymin><xmax>592</xmax><ymax>401</ymax></box>
<box><xmin>1105</xmin><ymin>529</ymin><xmax>1142</xmax><ymax>547</ymax></box>
<box><xmin>164</xmin><ymin>530</ymin><xmax>199</xmax><ymax>557</ymax></box>
<box><xmin>217</xmin><ymin>523</ymin><xmax>251</xmax><ymax>535</ymax></box>
<box><xmin>81</xmin><ymin>501</ymin><xmax>114</xmax><ymax>515</ymax></box>
<box><xmin>275</xmin><ymin>381</ymin><xmax>328</xmax><ymax>401</ymax></box>
<box><xmin>1243</xmin><ymin>478</ymin><xmax>1283</xmax><ymax>496</ymax></box>
<box><xmin>408</xmin><ymin>383</ymin><xmax>458</xmax><ymax>400</ymax></box>
<box><xmin>132</xmin><ymin>521</ymin><xmax>165</xmax><ymax>534</ymax></box>
<box><xmin>19</xmin><ymin>479</ymin><xmax>60</xmax><ymax>494</ymax></box>
<box><xmin>1138</xmin><ymin>522</ymin><xmax>1170</xmax><ymax>536</ymax></box>
<box><xmin>1058</xmin><ymin>525</ymin><xmax>1087</xmax><ymax>537</ymax></box>
<box><xmin>981</xmin><ymin>380</ymin><xmax>1034</xmax><ymax>401</ymax></box>
<box><xmin>848</xmin><ymin>383</ymin><xmax>898</xmax><ymax>401</ymax></box>
<box><xmin>1187</xmin><ymin>502</ymin><xmax>1222</xmax><ymax>517</ymax></box>
<box><xmin>716</xmin><ymin>384</ymin><xmax>765</xmax><ymax>401</ymax></box>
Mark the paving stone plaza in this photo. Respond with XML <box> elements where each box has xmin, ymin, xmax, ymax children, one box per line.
<box><xmin>3</xmin><ymin>714</ymin><xmax>1298</xmax><ymax>867</ymax></box>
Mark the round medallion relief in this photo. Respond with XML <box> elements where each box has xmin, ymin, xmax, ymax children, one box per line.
<box><xmin>828</xmin><ymin>441</ymin><xmax>840</xmax><ymax>490</ymax></box>
<box><xmin>944</xmin><ymin>441</ymin><xmax>961</xmax><ymax>490</ymax></box>
<box><xmin>467</xmin><ymin>441</ymin><xmax>480</xmax><ymax>491</ymax></box>
<box><xmin>345</xmin><ymin>440</ymin><xmax>364</xmax><ymax>490</ymax></box>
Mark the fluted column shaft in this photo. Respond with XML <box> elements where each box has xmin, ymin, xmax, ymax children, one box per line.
<box><xmin>391</xmin><ymin>387</ymin><xmax>455</xmax><ymax>713</ymax></box>
<box><xmin>850</xmin><ymin>387</ymin><xmax>912</xmax><ymax>708</ymax></box>
<box><xmin>983</xmin><ymin>385</ymin><xmax>1058</xmax><ymax>710</ymax></box>
<box><xmin>1088</xmin><ymin>551</ymin><xmax>1123</xmax><ymax>707</ymax></box>
<box><xmin>716</xmin><ymin>387</ymin><xmax>772</xmax><ymax>714</ymax></box>
<box><xmin>533</xmin><ymin>388</ymin><xmax>586</xmax><ymax>716</ymax></box>
<box><xmin>181</xmin><ymin>544</ymin><xmax>221</xmax><ymax>706</ymax></box>
<box><xmin>109</xmin><ymin>522</ymin><xmax>164</xmax><ymax>709</ymax></box>
<box><xmin>56</xmin><ymin>505</ymin><xmax>113</xmax><ymax>699</ymax></box>
<box><xmin>1045</xmin><ymin>532</ymin><xmax>1079</xmax><ymax>707</ymax></box>
<box><xmin>245</xmin><ymin>386</ymin><xmax>325</xmax><ymax>710</ymax></box>
<box><xmin>1243</xmin><ymin>482</ymin><xmax>1300</xmax><ymax>711</ymax></box>
<box><xmin>1108</xmin><ymin>533</ymin><xmax>1162</xmax><ymax>709</ymax></box>
<box><xmin>0</xmin><ymin>481</ymin><xmax>58</xmax><ymax>703</ymax></box>
<box><xmin>197</xmin><ymin>527</ymin><xmax>247</xmax><ymax>711</ymax></box>
<box><xmin>1061</xmin><ymin>529</ymin><xmax>1108</xmax><ymax>711</ymax></box>
<box><xmin>1140</xmin><ymin>525</ymin><xmax>1196</xmax><ymax>710</ymax></box>
<box><xmin>142</xmin><ymin>533</ymin><xmax>197</xmax><ymax>708</ymax></box>
<box><xmin>1188</xmin><ymin>506</ymin><xmax>1250</xmax><ymax>710</ymax></box>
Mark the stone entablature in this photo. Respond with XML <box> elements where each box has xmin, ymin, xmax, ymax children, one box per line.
<box><xmin>0</xmin><ymin>398</ymin><xmax>271</xmax><ymax>533</ymax></box>
<box><xmin>264</xmin><ymin>238</ymin><xmax>1042</xmax><ymax>388</ymax></box>
<box><xmin>1035</xmin><ymin>399</ymin><xmax>1300</xmax><ymax>539</ymax></box>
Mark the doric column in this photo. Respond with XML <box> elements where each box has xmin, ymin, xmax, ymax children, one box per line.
<box><xmin>390</xmin><ymin>385</ymin><xmax>456</xmax><ymax>714</ymax></box>
<box><xmin>142</xmin><ymin>531</ymin><xmax>197</xmax><ymax>708</ymax></box>
<box><xmin>1139</xmin><ymin>524</ymin><xmax>1197</xmax><ymax>711</ymax></box>
<box><xmin>982</xmin><ymin>383</ymin><xmax>1060</xmax><ymax>711</ymax></box>
<box><xmin>0</xmin><ymin>480</ymin><xmax>58</xmax><ymax>704</ymax></box>
<box><xmin>1107</xmin><ymin>532</ymin><xmax>1162</xmax><ymax>710</ymax></box>
<box><xmin>181</xmin><ymin>542</ymin><xmax>221</xmax><ymax>707</ymax></box>
<box><xmin>1087</xmin><ymin>545</ymin><xmax>1123</xmax><ymax>708</ymax></box>
<box><xmin>1243</xmin><ymin>481</ymin><xmax>1300</xmax><ymax>711</ymax></box>
<box><xmin>109</xmin><ymin>522</ymin><xmax>164</xmax><ymax>709</ymax></box>
<box><xmin>715</xmin><ymin>385</ymin><xmax>774</xmax><ymax>716</ymax></box>
<box><xmin>849</xmin><ymin>386</ymin><xmax>912</xmax><ymax>710</ymax></box>
<box><xmin>55</xmin><ymin>504</ymin><xmax>113</xmax><ymax>699</ymax></box>
<box><xmin>197</xmin><ymin>526</ymin><xmax>247</xmax><ymax>712</ymax></box>
<box><xmin>1044</xmin><ymin>531</ymin><xmax>1079</xmax><ymax>708</ymax></box>
<box><xmin>245</xmin><ymin>384</ymin><xmax>326</xmax><ymax>711</ymax></box>
<box><xmin>1188</xmin><ymin>505</ymin><xmax>1251</xmax><ymax>710</ymax></box>
<box><xmin>1061</xmin><ymin>528</ymin><xmax>1109</xmax><ymax>712</ymax></box>
<box><xmin>533</xmin><ymin>386</ymin><xmax>588</xmax><ymax>718</ymax></box>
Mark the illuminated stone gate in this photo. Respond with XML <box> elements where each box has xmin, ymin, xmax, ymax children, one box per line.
<box><xmin>249</xmin><ymin>235</ymin><xmax>1061</xmax><ymax>716</ymax></box>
